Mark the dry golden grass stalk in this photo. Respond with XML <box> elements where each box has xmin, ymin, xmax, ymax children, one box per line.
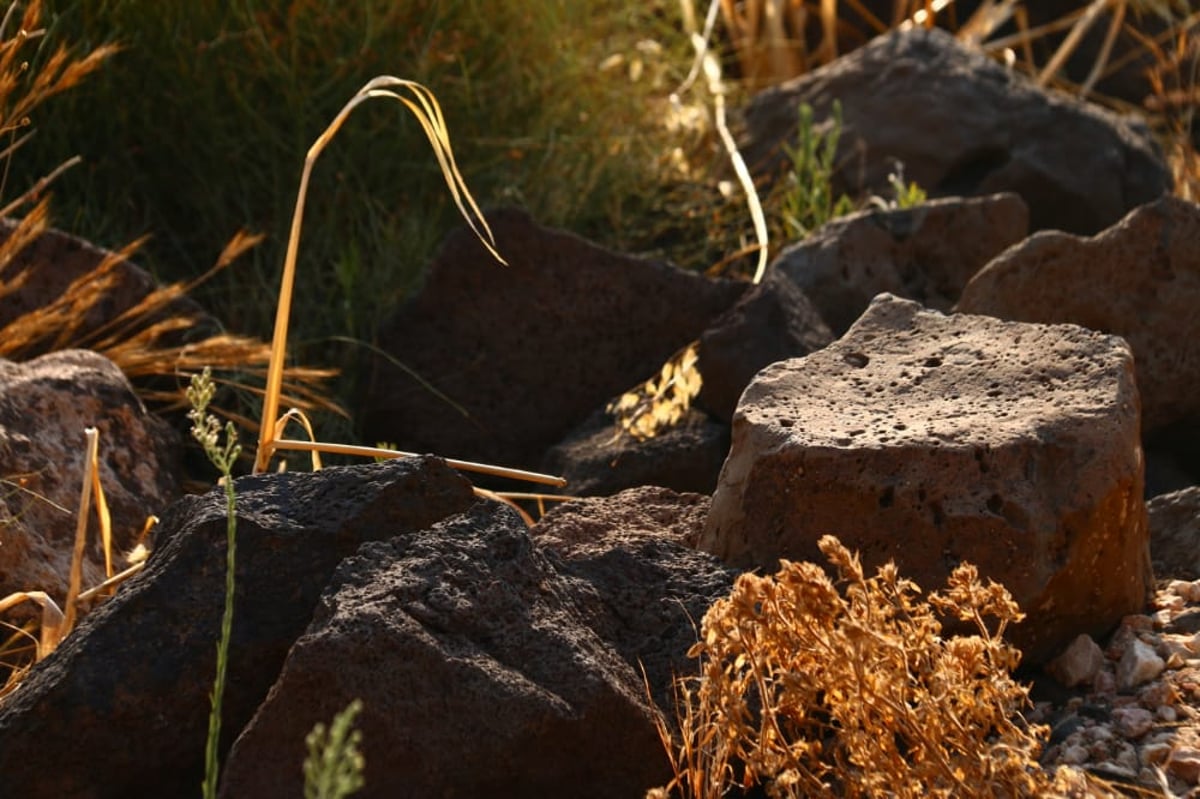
<box><xmin>251</xmin><ymin>75</ymin><xmax>564</xmax><ymax>490</ymax></box>
<box><xmin>608</xmin><ymin>341</ymin><xmax>702</xmax><ymax>441</ymax></box>
<box><xmin>651</xmin><ymin>535</ymin><xmax>1080</xmax><ymax>798</ymax></box>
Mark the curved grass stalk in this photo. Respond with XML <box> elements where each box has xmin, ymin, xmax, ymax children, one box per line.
<box><xmin>255</xmin><ymin>77</ymin><xmax>506</xmax><ymax>474</ymax></box>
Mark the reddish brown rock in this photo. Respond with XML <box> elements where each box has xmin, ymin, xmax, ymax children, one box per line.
<box><xmin>358</xmin><ymin>208</ymin><xmax>745</xmax><ymax>469</ymax></box>
<box><xmin>772</xmin><ymin>193</ymin><xmax>1029</xmax><ymax>335</ymax></box>
<box><xmin>739</xmin><ymin>28</ymin><xmax>1169</xmax><ymax>236</ymax></box>
<box><xmin>701</xmin><ymin>294</ymin><xmax>1150</xmax><ymax>664</ymax></box>
<box><xmin>1148</xmin><ymin>486</ymin><xmax>1200</xmax><ymax>582</ymax></box>
<box><xmin>957</xmin><ymin>195</ymin><xmax>1200</xmax><ymax>435</ymax></box>
<box><xmin>0</xmin><ymin>350</ymin><xmax>180</xmax><ymax>604</ymax></box>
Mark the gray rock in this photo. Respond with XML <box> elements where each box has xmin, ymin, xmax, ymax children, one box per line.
<box><xmin>532</xmin><ymin>486</ymin><xmax>736</xmax><ymax>712</ymax></box>
<box><xmin>0</xmin><ymin>456</ymin><xmax>477</xmax><ymax>799</ymax></box>
<box><xmin>696</xmin><ymin>267</ymin><xmax>833</xmax><ymax>421</ymax></box>
<box><xmin>701</xmin><ymin>294</ymin><xmax>1151</xmax><ymax>664</ymax></box>
<box><xmin>542</xmin><ymin>407</ymin><xmax>730</xmax><ymax>496</ymax></box>
<box><xmin>1148</xmin><ymin>486</ymin><xmax>1200</xmax><ymax>581</ymax></box>
<box><xmin>0</xmin><ymin>350</ymin><xmax>180</xmax><ymax>605</ymax></box>
<box><xmin>773</xmin><ymin>193</ymin><xmax>1029</xmax><ymax>335</ymax></box>
<box><xmin>219</xmin><ymin>501</ymin><xmax>670</xmax><ymax>799</ymax></box>
<box><xmin>957</xmin><ymin>195</ymin><xmax>1200</xmax><ymax>435</ymax></box>
<box><xmin>739</xmin><ymin>27</ymin><xmax>1169</xmax><ymax>235</ymax></box>
<box><xmin>358</xmin><ymin>208</ymin><xmax>745</xmax><ymax>469</ymax></box>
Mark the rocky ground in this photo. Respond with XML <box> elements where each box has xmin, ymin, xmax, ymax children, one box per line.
<box><xmin>1035</xmin><ymin>576</ymin><xmax>1200</xmax><ymax>796</ymax></box>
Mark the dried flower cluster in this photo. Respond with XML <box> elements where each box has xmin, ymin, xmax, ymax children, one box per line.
<box><xmin>650</xmin><ymin>535</ymin><xmax>1088</xmax><ymax>798</ymax></box>
<box><xmin>608</xmin><ymin>341</ymin><xmax>702</xmax><ymax>441</ymax></box>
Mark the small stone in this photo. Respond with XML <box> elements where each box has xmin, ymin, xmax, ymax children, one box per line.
<box><xmin>1168</xmin><ymin>747</ymin><xmax>1200</xmax><ymax>784</ymax></box>
<box><xmin>1062</xmin><ymin>744</ymin><xmax>1090</xmax><ymax>765</ymax></box>
<box><xmin>1115</xmin><ymin>742</ymin><xmax>1140</xmax><ymax>772</ymax></box>
<box><xmin>1143</xmin><ymin>742</ymin><xmax>1174</xmax><ymax>767</ymax></box>
<box><xmin>1158</xmin><ymin>705</ymin><xmax>1178</xmax><ymax>723</ymax></box>
<box><xmin>1093</xmin><ymin>669</ymin><xmax>1117</xmax><ymax>695</ymax></box>
<box><xmin>1118</xmin><ymin>639</ymin><xmax>1166</xmax><ymax>691</ymax></box>
<box><xmin>1168</xmin><ymin>650</ymin><xmax>1187</xmax><ymax>670</ymax></box>
<box><xmin>1048</xmin><ymin>634</ymin><xmax>1106</xmax><ymax>688</ymax></box>
<box><xmin>1186</xmin><ymin>632</ymin><xmax>1200</xmax><ymax>654</ymax></box>
<box><xmin>1113</xmin><ymin>706</ymin><xmax>1156</xmax><ymax>739</ymax></box>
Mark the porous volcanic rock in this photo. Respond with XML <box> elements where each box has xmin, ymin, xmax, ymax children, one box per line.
<box><xmin>0</xmin><ymin>457</ymin><xmax>477</xmax><ymax>799</ymax></box>
<box><xmin>957</xmin><ymin>195</ymin><xmax>1200</xmax><ymax>435</ymax></box>
<box><xmin>542</xmin><ymin>407</ymin><xmax>731</xmax><ymax>496</ymax></box>
<box><xmin>532</xmin><ymin>486</ymin><xmax>736</xmax><ymax>711</ymax></box>
<box><xmin>696</xmin><ymin>266</ymin><xmax>834</xmax><ymax>421</ymax></box>
<box><xmin>700</xmin><ymin>294</ymin><xmax>1151</xmax><ymax>664</ymax></box>
<box><xmin>772</xmin><ymin>192</ymin><xmax>1029</xmax><ymax>335</ymax></box>
<box><xmin>739</xmin><ymin>27</ymin><xmax>1169</xmax><ymax>236</ymax></box>
<box><xmin>358</xmin><ymin>208</ymin><xmax>745</xmax><ymax>469</ymax></box>
<box><xmin>1148</xmin><ymin>486</ymin><xmax>1200</xmax><ymax>583</ymax></box>
<box><xmin>219</xmin><ymin>501</ymin><xmax>670</xmax><ymax>799</ymax></box>
<box><xmin>0</xmin><ymin>349</ymin><xmax>180</xmax><ymax>604</ymax></box>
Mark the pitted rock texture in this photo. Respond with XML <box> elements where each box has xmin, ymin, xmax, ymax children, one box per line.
<box><xmin>957</xmin><ymin>195</ymin><xmax>1200</xmax><ymax>435</ymax></box>
<box><xmin>358</xmin><ymin>208</ymin><xmax>745</xmax><ymax>469</ymax></box>
<box><xmin>1148</xmin><ymin>486</ymin><xmax>1200</xmax><ymax>582</ymax></box>
<box><xmin>0</xmin><ymin>456</ymin><xmax>476</xmax><ymax>799</ymax></box>
<box><xmin>701</xmin><ymin>294</ymin><xmax>1151</xmax><ymax>664</ymax></box>
<box><xmin>696</xmin><ymin>267</ymin><xmax>834</xmax><ymax>422</ymax></box>
<box><xmin>772</xmin><ymin>192</ymin><xmax>1030</xmax><ymax>336</ymax></box>
<box><xmin>0</xmin><ymin>350</ymin><xmax>180</xmax><ymax>605</ymax></box>
<box><xmin>219</xmin><ymin>502</ymin><xmax>669</xmax><ymax>799</ymax></box>
<box><xmin>739</xmin><ymin>27</ymin><xmax>1169</xmax><ymax>236</ymax></box>
<box><xmin>532</xmin><ymin>486</ymin><xmax>737</xmax><ymax>712</ymax></box>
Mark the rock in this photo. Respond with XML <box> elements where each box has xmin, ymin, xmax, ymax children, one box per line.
<box><xmin>772</xmin><ymin>193</ymin><xmax>1029</xmax><ymax>336</ymax></box>
<box><xmin>542</xmin><ymin>407</ymin><xmax>730</xmax><ymax>497</ymax></box>
<box><xmin>1112</xmin><ymin>706</ymin><xmax>1156</xmax><ymax>739</ymax></box>
<box><xmin>695</xmin><ymin>267</ymin><xmax>833</xmax><ymax>421</ymax></box>
<box><xmin>358</xmin><ymin>208</ymin><xmax>745</xmax><ymax>469</ymax></box>
<box><xmin>739</xmin><ymin>28</ymin><xmax>1169</xmax><ymax>236</ymax></box>
<box><xmin>1048</xmin><ymin>634</ymin><xmax>1106</xmax><ymax>689</ymax></box>
<box><xmin>701</xmin><ymin>294</ymin><xmax>1150</xmax><ymax>664</ymax></box>
<box><xmin>957</xmin><ymin>195</ymin><xmax>1200</xmax><ymax>435</ymax></box>
<box><xmin>532</xmin><ymin>486</ymin><xmax>736</xmax><ymax>711</ymax></box>
<box><xmin>219</xmin><ymin>501</ymin><xmax>670</xmax><ymax>799</ymax></box>
<box><xmin>0</xmin><ymin>456</ymin><xmax>477</xmax><ymax>799</ymax></box>
<box><xmin>1168</xmin><ymin>746</ymin><xmax>1200</xmax><ymax>785</ymax></box>
<box><xmin>1149</xmin><ymin>487</ymin><xmax>1200</xmax><ymax>582</ymax></box>
<box><xmin>0</xmin><ymin>350</ymin><xmax>180</xmax><ymax>605</ymax></box>
<box><xmin>1118</xmin><ymin>639</ymin><xmax>1167</xmax><ymax>692</ymax></box>
<box><xmin>0</xmin><ymin>218</ymin><xmax>214</xmax><ymax>350</ymax></box>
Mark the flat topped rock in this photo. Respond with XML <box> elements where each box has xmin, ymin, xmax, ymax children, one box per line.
<box><xmin>749</xmin><ymin>294</ymin><xmax>1134</xmax><ymax>447</ymax></box>
<box><xmin>702</xmin><ymin>294</ymin><xmax>1150</xmax><ymax>665</ymax></box>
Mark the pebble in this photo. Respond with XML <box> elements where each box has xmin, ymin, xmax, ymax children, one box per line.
<box><xmin>1119</xmin><ymin>638</ymin><xmax>1167</xmax><ymax>690</ymax></box>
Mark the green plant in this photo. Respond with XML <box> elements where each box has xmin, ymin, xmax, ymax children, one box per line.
<box><xmin>776</xmin><ymin>101</ymin><xmax>856</xmax><ymax>241</ymax></box>
<box><xmin>304</xmin><ymin>699</ymin><xmax>366</xmax><ymax>799</ymax></box>
<box><xmin>649</xmin><ymin>535</ymin><xmax>1079</xmax><ymax>798</ymax></box>
<box><xmin>187</xmin><ymin>367</ymin><xmax>242</xmax><ymax>799</ymax></box>
<box><xmin>869</xmin><ymin>161</ymin><xmax>928</xmax><ymax>211</ymax></box>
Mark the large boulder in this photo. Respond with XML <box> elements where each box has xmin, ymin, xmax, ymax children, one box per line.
<box><xmin>532</xmin><ymin>486</ymin><xmax>736</xmax><ymax>711</ymax></box>
<box><xmin>0</xmin><ymin>456</ymin><xmax>477</xmax><ymax>799</ymax></box>
<box><xmin>739</xmin><ymin>27</ymin><xmax>1169</xmax><ymax>236</ymax></box>
<box><xmin>0</xmin><ymin>349</ymin><xmax>180</xmax><ymax>605</ymax></box>
<box><xmin>700</xmin><ymin>295</ymin><xmax>1151</xmax><ymax>664</ymax></box>
<box><xmin>219</xmin><ymin>501</ymin><xmax>671</xmax><ymax>799</ymax></box>
<box><xmin>772</xmin><ymin>193</ymin><xmax>1029</xmax><ymax>335</ymax></box>
<box><xmin>358</xmin><ymin>208</ymin><xmax>746</xmax><ymax>469</ymax></box>
<box><xmin>957</xmin><ymin>195</ymin><xmax>1200</xmax><ymax>436</ymax></box>
<box><xmin>1148</xmin><ymin>486</ymin><xmax>1200</xmax><ymax>582</ymax></box>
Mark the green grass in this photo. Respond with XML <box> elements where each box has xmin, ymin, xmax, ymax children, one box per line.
<box><xmin>14</xmin><ymin>1</ymin><xmax>700</xmax><ymax>415</ymax></box>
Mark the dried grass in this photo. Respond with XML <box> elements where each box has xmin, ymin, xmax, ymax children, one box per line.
<box><xmin>649</xmin><ymin>535</ymin><xmax>1098</xmax><ymax>798</ymax></box>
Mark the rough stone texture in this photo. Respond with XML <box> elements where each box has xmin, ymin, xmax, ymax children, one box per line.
<box><xmin>957</xmin><ymin>195</ymin><xmax>1200</xmax><ymax>436</ymax></box>
<box><xmin>1047</xmin><ymin>634</ymin><xmax>1106</xmax><ymax>689</ymax></box>
<box><xmin>532</xmin><ymin>487</ymin><xmax>736</xmax><ymax>712</ymax></box>
<box><xmin>772</xmin><ymin>193</ymin><xmax>1030</xmax><ymax>336</ymax></box>
<box><xmin>219</xmin><ymin>502</ymin><xmax>669</xmax><ymax>799</ymax></box>
<box><xmin>542</xmin><ymin>407</ymin><xmax>730</xmax><ymax>496</ymax></box>
<box><xmin>739</xmin><ymin>27</ymin><xmax>1169</xmax><ymax>236</ymax></box>
<box><xmin>358</xmin><ymin>208</ymin><xmax>746</xmax><ymax>469</ymax></box>
<box><xmin>1148</xmin><ymin>486</ymin><xmax>1200</xmax><ymax>582</ymax></box>
<box><xmin>0</xmin><ymin>350</ymin><xmax>180</xmax><ymax>604</ymax></box>
<box><xmin>696</xmin><ymin>267</ymin><xmax>834</xmax><ymax>421</ymax></box>
<box><xmin>0</xmin><ymin>457</ymin><xmax>476</xmax><ymax>799</ymax></box>
<box><xmin>1118</xmin><ymin>639</ymin><xmax>1166</xmax><ymax>692</ymax></box>
<box><xmin>0</xmin><ymin>218</ymin><xmax>214</xmax><ymax>347</ymax></box>
<box><xmin>701</xmin><ymin>294</ymin><xmax>1150</xmax><ymax>664</ymax></box>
